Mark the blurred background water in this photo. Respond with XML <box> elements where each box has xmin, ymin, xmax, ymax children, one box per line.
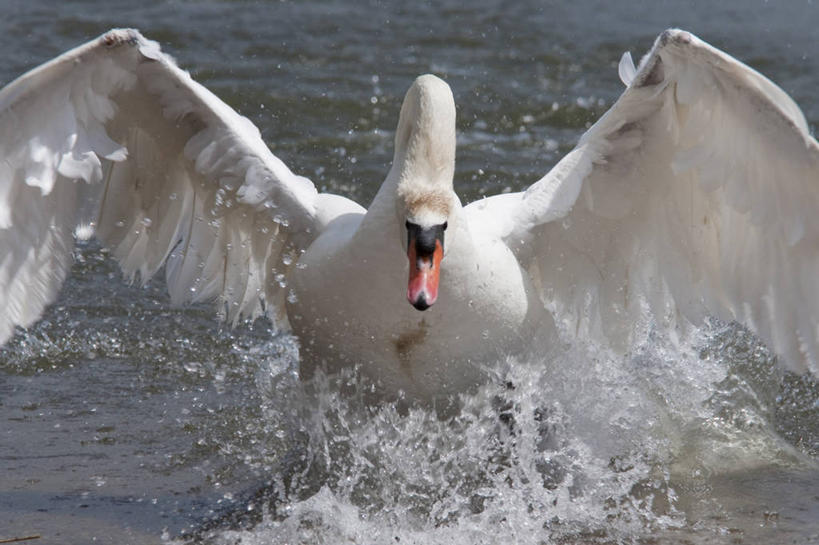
<box><xmin>0</xmin><ymin>1</ymin><xmax>817</xmax><ymax>544</ymax></box>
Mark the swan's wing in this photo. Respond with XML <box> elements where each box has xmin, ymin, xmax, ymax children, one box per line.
<box><xmin>489</xmin><ymin>29</ymin><xmax>818</xmax><ymax>373</ymax></box>
<box><xmin>0</xmin><ymin>29</ymin><xmax>359</xmax><ymax>346</ymax></box>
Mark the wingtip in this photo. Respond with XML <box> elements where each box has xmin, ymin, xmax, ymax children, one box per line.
<box><xmin>658</xmin><ymin>28</ymin><xmax>695</xmax><ymax>48</ymax></box>
<box><xmin>628</xmin><ymin>29</ymin><xmax>698</xmax><ymax>89</ymax></box>
<box><xmin>99</xmin><ymin>28</ymin><xmax>165</xmax><ymax>61</ymax></box>
<box><xmin>99</xmin><ymin>28</ymin><xmax>142</xmax><ymax>48</ymax></box>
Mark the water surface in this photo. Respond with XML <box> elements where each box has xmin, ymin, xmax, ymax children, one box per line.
<box><xmin>0</xmin><ymin>1</ymin><xmax>818</xmax><ymax>544</ymax></box>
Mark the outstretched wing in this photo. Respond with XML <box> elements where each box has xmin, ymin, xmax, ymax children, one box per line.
<box><xmin>0</xmin><ymin>29</ymin><xmax>359</xmax><ymax>345</ymax></box>
<box><xmin>475</xmin><ymin>29</ymin><xmax>819</xmax><ymax>373</ymax></box>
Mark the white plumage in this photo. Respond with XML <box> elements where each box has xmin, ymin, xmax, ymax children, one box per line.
<box><xmin>0</xmin><ymin>29</ymin><xmax>816</xmax><ymax>402</ymax></box>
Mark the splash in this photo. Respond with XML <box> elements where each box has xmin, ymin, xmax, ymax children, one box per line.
<box><xmin>183</xmin><ymin>317</ymin><xmax>817</xmax><ymax>545</ymax></box>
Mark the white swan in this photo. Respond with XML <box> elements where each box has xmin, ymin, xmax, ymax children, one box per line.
<box><xmin>1</xmin><ymin>29</ymin><xmax>817</xmax><ymax>403</ymax></box>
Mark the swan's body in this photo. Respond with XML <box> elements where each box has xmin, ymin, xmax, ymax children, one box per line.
<box><xmin>287</xmin><ymin>76</ymin><xmax>548</xmax><ymax>400</ymax></box>
<box><xmin>1</xmin><ymin>29</ymin><xmax>817</xmax><ymax>403</ymax></box>
<box><xmin>290</xmin><ymin>190</ymin><xmax>547</xmax><ymax>401</ymax></box>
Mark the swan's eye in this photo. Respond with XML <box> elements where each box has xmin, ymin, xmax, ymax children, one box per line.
<box><xmin>442</xmin><ymin>221</ymin><xmax>448</xmax><ymax>231</ymax></box>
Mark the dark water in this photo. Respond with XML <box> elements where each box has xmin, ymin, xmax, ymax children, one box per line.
<box><xmin>0</xmin><ymin>1</ymin><xmax>818</xmax><ymax>544</ymax></box>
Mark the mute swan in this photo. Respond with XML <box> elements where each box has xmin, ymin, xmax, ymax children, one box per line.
<box><xmin>1</xmin><ymin>29</ymin><xmax>817</xmax><ymax>404</ymax></box>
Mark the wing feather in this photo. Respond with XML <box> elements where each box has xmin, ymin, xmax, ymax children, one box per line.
<box><xmin>506</xmin><ymin>29</ymin><xmax>819</xmax><ymax>373</ymax></box>
<box><xmin>0</xmin><ymin>29</ymin><xmax>354</xmax><ymax>345</ymax></box>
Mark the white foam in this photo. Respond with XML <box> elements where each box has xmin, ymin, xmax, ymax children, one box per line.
<box><xmin>177</xmin><ymin>316</ymin><xmax>816</xmax><ymax>544</ymax></box>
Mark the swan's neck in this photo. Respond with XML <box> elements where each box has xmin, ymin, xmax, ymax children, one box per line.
<box><xmin>391</xmin><ymin>75</ymin><xmax>456</xmax><ymax>225</ymax></box>
<box><xmin>358</xmin><ymin>75</ymin><xmax>458</xmax><ymax>253</ymax></box>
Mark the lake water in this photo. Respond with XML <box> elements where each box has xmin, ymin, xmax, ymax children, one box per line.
<box><xmin>0</xmin><ymin>1</ymin><xmax>818</xmax><ymax>544</ymax></box>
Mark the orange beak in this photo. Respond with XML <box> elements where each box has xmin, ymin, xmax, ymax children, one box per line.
<box><xmin>407</xmin><ymin>238</ymin><xmax>443</xmax><ymax>311</ymax></box>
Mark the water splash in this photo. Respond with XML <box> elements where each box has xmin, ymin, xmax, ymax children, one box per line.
<box><xmin>180</xmin><ymin>316</ymin><xmax>819</xmax><ymax>545</ymax></box>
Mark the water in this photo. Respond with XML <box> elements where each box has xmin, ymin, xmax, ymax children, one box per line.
<box><xmin>1</xmin><ymin>1</ymin><xmax>818</xmax><ymax>543</ymax></box>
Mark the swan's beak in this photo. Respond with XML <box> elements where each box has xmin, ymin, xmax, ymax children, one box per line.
<box><xmin>406</xmin><ymin>222</ymin><xmax>446</xmax><ymax>311</ymax></box>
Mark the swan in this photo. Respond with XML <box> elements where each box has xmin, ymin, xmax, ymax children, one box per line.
<box><xmin>0</xmin><ymin>29</ymin><xmax>817</xmax><ymax>404</ymax></box>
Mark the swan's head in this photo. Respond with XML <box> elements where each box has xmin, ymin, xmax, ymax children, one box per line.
<box><xmin>404</xmin><ymin>218</ymin><xmax>447</xmax><ymax>310</ymax></box>
<box><xmin>393</xmin><ymin>75</ymin><xmax>456</xmax><ymax>311</ymax></box>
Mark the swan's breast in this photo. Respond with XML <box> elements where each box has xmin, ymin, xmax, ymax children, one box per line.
<box><xmin>288</xmin><ymin>224</ymin><xmax>546</xmax><ymax>403</ymax></box>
